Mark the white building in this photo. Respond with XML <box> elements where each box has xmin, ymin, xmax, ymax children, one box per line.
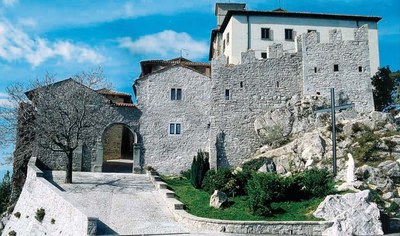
<box><xmin>209</xmin><ymin>3</ymin><xmax>381</xmax><ymax>75</ymax></box>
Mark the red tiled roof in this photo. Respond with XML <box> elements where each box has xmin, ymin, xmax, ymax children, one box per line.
<box><xmin>112</xmin><ymin>103</ymin><xmax>137</xmax><ymax>108</ymax></box>
<box><xmin>97</xmin><ymin>89</ymin><xmax>132</xmax><ymax>97</ymax></box>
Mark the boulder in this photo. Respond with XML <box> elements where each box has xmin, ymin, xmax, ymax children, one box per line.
<box><xmin>356</xmin><ymin>165</ymin><xmax>394</xmax><ymax>193</ymax></box>
<box><xmin>297</xmin><ymin>131</ymin><xmax>326</xmax><ymax>161</ymax></box>
<box><xmin>210</xmin><ymin>190</ymin><xmax>228</xmax><ymax>209</ymax></box>
<box><xmin>258</xmin><ymin>159</ymin><xmax>276</xmax><ymax>173</ymax></box>
<box><xmin>378</xmin><ymin>160</ymin><xmax>400</xmax><ymax>181</ymax></box>
<box><xmin>314</xmin><ymin>190</ymin><xmax>383</xmax><ymax>235</ymax></box>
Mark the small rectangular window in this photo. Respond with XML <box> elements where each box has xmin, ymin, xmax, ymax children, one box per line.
<box><xmin>261</xmin><ymin>28</ymin><xmax>270</xmax><ymax>39</ymax></box>
<box><xmin>276</xmin><ymin>81</ymin><xmax>279</xmax><ymax>88</ymax></box>
<box><xmin>358</xmin><ymin>66</ymin><xmax>363</xmax><ymax>72</ymax></box>
<box><xmin>225</xmin><ymin>89</ymin><xmax>230</xmax><ymax>100</ymax></box>
<box><xmin>334</xmin><ymin>64</ymin><xmax>339</xmax><ymax>72</ymax></box>
<box><xmin>314</xmin><ymin>67</ymin><xmax>317</xmax><ymax>73</ymax></box>
<box><xmin>169</xmin><ymin>123</ymin><xmax>175</xmax><ymax>134</ymax></box>
<box><xmin>223</xmin><ymin>39</ymin><xmax>226</xmax><ymax>52</ymax></box>
<box><xmin>261</xmin><ymin>52</ymin><xmax>267</xmax><ymax>59</ymax></box>
<box><xmin>171</xmin><ymin>88</ymin><xmax>176</xmax><ymax>100</ymax></box>
<box><xmin>169</xmin><ymin>123</ymin><xmax>182</xmax><ymax>135</ymax></box>
<box><xmin>308</xmin><ymin>29</ymin><xmax>317</xmax><ymax>33</ymax></box>
<box><xmin>285</xmin><ymin>29</ymin><xmax>293</xmax><ymax>40</ymax></box>
<box><xmin>227</xmin><ymin>33</ymin><xmax>230</xmax><ymax>45</ymax></box>
<box><xmin>171</xmin><ymin>88</ymin><xmax>182</xmax><ymax>100</ymax></box>
<box><xmin>240</xmin><ymin>81</ymin><xmax>243</xmax><ymax>88</ymax></box>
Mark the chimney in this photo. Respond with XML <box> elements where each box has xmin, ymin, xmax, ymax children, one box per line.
<box><xmin>215</xmin><ymin>3</ymin><xmax>246</xmax><ymax>29</ymax></box>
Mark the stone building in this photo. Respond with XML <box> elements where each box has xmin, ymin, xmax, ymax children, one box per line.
<box><xmin>21</xmin><ymin>3</ymin><xmax>379</xmax><ymax>174</ymax></box>
<box><xmin>209</xmin><ymin>3</ymin><xmax>381</xmax><ymax>76</ymax></box>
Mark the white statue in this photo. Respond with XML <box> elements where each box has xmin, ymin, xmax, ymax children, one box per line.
<box><xmin>346</xmin><ymin>153</ymin><xmax>355</xmax><ymax>184</ymax></box>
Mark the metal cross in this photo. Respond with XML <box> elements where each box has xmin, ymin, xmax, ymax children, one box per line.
<box><xmin>314</xmin><ymin>88</ymin><xmax>354</xmax><ymax>176</ymax></box>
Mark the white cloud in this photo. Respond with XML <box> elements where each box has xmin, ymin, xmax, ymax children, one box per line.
<box><xmin>18</xmin><ymin>17</ymin><xmax>37</xmax><ymax>28</ymax></box>
<box><xmin>0</xmin><ymin>92</ymin><xmax>11</xmax><ymax>107</ymax></box>
<box><xmin>2</xmin><ymin>0</ymin><xmax>17</xmax><ymax>7</ymax></box>
<box><xmin>0</xmin><ymin>20</ymin><xmax>105</xmax><ymax>67</ymax></box>
<box><xmin>117</xmin><ymin>30</ymin><xmax>208</xmax><ymax>60</ymax></box>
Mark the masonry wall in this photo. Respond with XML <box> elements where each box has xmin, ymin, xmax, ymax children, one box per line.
<box><xmin>135</xmin><ymin>66</ymin><xmax>211</xmax><ymax>174</ymax></box>
<box><xmin>210</xmin><ymin>51</ymin><xmax>303</xmax><ymax>168</ymax></box>
<box><xmin>32</xmin><ymin>80</ymin><xmax>141</xmax><ymax>172</ymax></box>
<box><xmin>301</xmin><ymin>25</ymin><xmax>375</xmax><ymax>113</ymax></box>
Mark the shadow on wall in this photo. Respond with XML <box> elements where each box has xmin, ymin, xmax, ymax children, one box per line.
<box><xmin>216</xmin><ymin>131</ymin><xmax>229</xmax><ymax>169</ymax></box>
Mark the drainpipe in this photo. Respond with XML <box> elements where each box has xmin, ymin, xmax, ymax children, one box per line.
<box><xmin>247</xmin><ymin>15</ymin><xmax>251</xmax><ymax>50</ymax></box>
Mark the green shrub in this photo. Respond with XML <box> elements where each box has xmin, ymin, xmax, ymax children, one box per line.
<box><xmin>190</xmin><ymin>151</ymin><xmax>210</xmax><ymax>189</ymax></box>
<box><xmin>247</xmin><ymin>173</ymin><xmax>288</xmax><ymax>216</ymax></box>
<box><xmin>202</xmin><ymin>169</ymin><xmax>237</xmax><ymax>196</ymax></box>
<box><xmin>384</xmin><ymin>139</ymin><xmax>397</xmax><ymax>156</ymax></box>
<box><xmin>300</xmin><ymin>168</ymin><xmax>334</xmax><ymax>198</ymax></box>
<box><xmin>14</xmin><ymin>212</ymin><xmax>21</xmax><ymax>218</ymax></box>
<box><xmin>180</xmin><ymin>169</ymin><xmax>191</xmax><ymax>179</ymax></box>
<box><xmin>351</xmin><ymin>122</ymin><xmax>371</xmax><ymax>133</ymax></box>
<box><xmin>0</xmin><ymin>171</ymin><xmax>11</xmax><ymax>213</ymax></box>
<box><xmin>35</xmin><ymin>208</ymin><xmax>45</xmax><ymax>223</ymax></box>
<box><xmin>241</xmin><ymin>157</ymin><xmax>270</xmax><ymax>172</ymax></box>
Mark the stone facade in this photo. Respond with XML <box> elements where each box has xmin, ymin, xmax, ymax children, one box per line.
<box><xmin>135</xmin><ymin>65</ymin><xmax>211</xmax><ymax>173</ymax></box>
<box><xmin>30</xmin><ymin>79</ymin><xmax>141</xmax><ymax>173</ymax></box>
<box><xmin>18</xmin><ymin>22</ymin><xmax>375</xmax><ymax>175</ymax></box>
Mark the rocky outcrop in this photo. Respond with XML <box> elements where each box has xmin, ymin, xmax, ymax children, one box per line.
<box><xmin>314</xmin><ymin>190</ymin><xmax>383</xmax><ymax>235</ymax></box>
<box><xmin>356</xmin><ymin>165</ymin><xmax>395</xmax><ymax>193</ymax></box>
<box><xmin>210</xmin><ymin>190</ymin><xmax>228</xmax><ymax>209</ymax></box>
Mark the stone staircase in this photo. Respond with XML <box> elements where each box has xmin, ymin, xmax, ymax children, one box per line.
<box><xmin>45</xmin><ymin>171</ymin><xmax>188</xmax><ymax>235</ymax></box>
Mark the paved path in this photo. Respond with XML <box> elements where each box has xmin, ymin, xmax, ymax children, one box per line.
<box><xmin>45</xmin><ymin>171</ymin><xmax>189</xmax><ymax>235</ymax></box>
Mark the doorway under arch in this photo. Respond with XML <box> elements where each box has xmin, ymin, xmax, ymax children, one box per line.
<box><xmin>101</xmin><ymin>123</ymin><xmax>137</xmax><ymax>173</ymax></box>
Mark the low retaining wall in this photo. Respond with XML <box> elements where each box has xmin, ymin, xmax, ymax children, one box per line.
<box><xmin>2</xmin><ymin>157</ymin><xmax>97</xmax><ymax>236</ymax></box>
<box><xmin>148</xmin><ymin>171</ymin><xmax>333</xmax><ymax>235</ymax></box>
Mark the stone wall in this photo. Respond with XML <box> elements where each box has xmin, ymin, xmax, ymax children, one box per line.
<box><xmin>209</xmin><ymin>51</ymin><xmax>303</xmax><ymax>168</ymax></box>
<box><xmin>301</xmin><ymin>25</ymin><xmax>374</xmax><ymax>113</ymax></box>
<box><xmin>135</xmin><ymin>65</ymin><xmax>211</xmax><ymax>174</ymax></box>
<box><xmin>3</xmin><ymin>157</ymin><xmax>97</xmax><ymax>235</ymax></box>
<box><xmin>31</xmin><ymin>79</ymin><xmax>141</xmax><ymax>172</ymax></box>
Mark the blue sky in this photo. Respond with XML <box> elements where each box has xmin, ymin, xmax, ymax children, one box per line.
<box><xmin>0</xmin><ymin>0</ymin><xmax>399</xmax><ymax>173</ymax></box>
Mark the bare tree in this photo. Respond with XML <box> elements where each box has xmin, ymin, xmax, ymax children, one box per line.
<box><xmin>1</xmin><ymin>67</ymin><xmax>110</xmax><ymax>183</ymax></box>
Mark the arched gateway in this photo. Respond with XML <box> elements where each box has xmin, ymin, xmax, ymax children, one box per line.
<box><xmin>91</xmin><ymin>123</ymin><xmax>141</xmax><ymax>173</ymax></box>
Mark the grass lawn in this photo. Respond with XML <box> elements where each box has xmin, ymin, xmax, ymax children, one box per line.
<box><xmin>163</xmin><ymin>176</ymin><xmax>322</xmax><ymax>221</ymax></box>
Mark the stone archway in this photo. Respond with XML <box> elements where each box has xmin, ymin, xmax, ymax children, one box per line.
<box><xmin>92</xmin><ymin>123</ymin><xmax>141</xmax><ymax>173</ymax></box>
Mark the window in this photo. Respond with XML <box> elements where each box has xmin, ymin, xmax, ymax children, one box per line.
<box><xmin>314</xmin><ymin>67</ymin><xmax>317</xmax><ymax>73</ymax></box>
<box><xmin>276</xmin><ymin>81</ymin><xmax>280</xmax><ymax>88</ymax></box>
<box><xmin>261</xmin><ymin>28</ymin><xmax>270</xmax><ymax>39</ymax></box>
<box><xmin>308</xmin><ymin>29</ymin><xmax>317</xmax><ymax>33</ymax></box>
<box><xmin>261</xmin><ymin>52</ymin><xmax>267</xmax><ymax>59</ymax></box>
<box><xmin>240</xmin><ymin>81</ymin><xmax>244</xmax><ymax>88</ymax></box>
<box><xmin>223</xmin><ymin>39</ymin><xmax>226</xmax><ymax>52</ymax></box>
<box><xmin>225</xmin><ymin>89</ymin><xmax>230</xmax><ymax>100</ymax></box>
<box><xmin>358</xmin><ymin>66</ymin><xmax>363</xmax><ymax>72</ymax></box>
<box><xmin>226</xmin><ymin>33</ymin><xmax>230</xmax><ymax>45</ymax></box>
<box><xmin>334</xmin><ymin>64</ymin><xmax>339</xmax><ymax>72</ymax></box>
<box><xmin>169</xmin><ymin>123</ymin><xmax>181</xmax><ymax>135</ymax></box>
<box><xmin>285</xmin><ymin>29</ymin><xmax>293</xmax><ymax>40</ymax></box>
<box><xmin>171</xmin><ymin>88</ymin><xmax>182</xmax><ymax>100</ymax></box>
<box><xmin>227</xmin><ymin>56</ymin><xmax>229</xmax><ymax>64</ymax></box>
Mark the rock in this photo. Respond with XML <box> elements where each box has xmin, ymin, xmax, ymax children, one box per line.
<box><xmin>210</xmin><ymin>190</ymin><xmax>228</xmax><ymax>209</ymax></box>
<box><xmin>298</xmin><ymin>131</ymin><xmax>326</xmax><ymax>161</ymax></box>
<box><xmin>258</xmin><ymin>159</ymin><xmax>276</xmax><ymax>173</ymax></box>
<box><xmin>356</xmin><ymin>165</ymin><xmax>394</xmax><ymax>193</ymax></box>
<box><xmin>314</xmin><ymin>190</ymin><xmax>383</xmax><ymax>235</ymax></box>
<box><xmin>378</xmin><ymin>160</ymin><xmax>400</xmax><ymax>180</ymax></box>
<box><xmin>382</xmin><ymin>192</ymin><xmax>395</xmax><ymax>200</ymax></box>
<box><xmin>276</xmin><ymin>164</ymin><xmax>287</xmax><ymax>174</ymax></box>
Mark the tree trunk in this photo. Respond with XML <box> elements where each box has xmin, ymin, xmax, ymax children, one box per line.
<box><xmin>65</xmin><ymin>151</ymin><xmax>73</xmax><ymax>183</ymax></box>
